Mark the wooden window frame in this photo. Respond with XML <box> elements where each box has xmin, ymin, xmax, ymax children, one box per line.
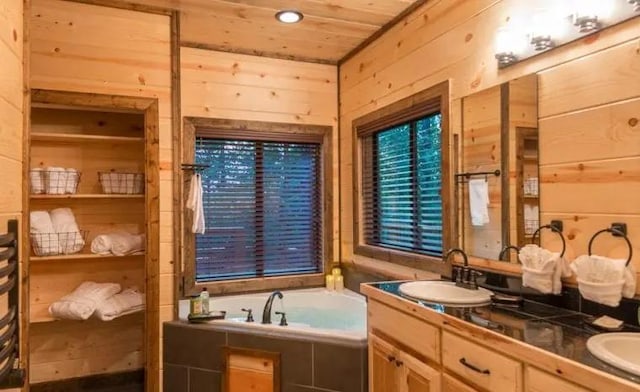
<box><xmin>181</xmin><ymin>117</ymin><xmax>333</xmax><ymax>296</ymax></box>
<box><xmin>352</xmin><ymin>81</ymin><xmax>452</xmax><ymax>275</ymax></box>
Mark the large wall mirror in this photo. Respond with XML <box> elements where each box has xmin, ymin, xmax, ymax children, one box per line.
<box><xmin>456</xmin><ymin>74</ymin><xmax>540</xmax><ymax>263</ymax></box>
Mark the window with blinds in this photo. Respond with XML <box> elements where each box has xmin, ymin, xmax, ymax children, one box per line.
<box><xmin>362</xmin><ymin>113</ymin><xmax>443</xmax><ymax>256</ymax></box>
<box><xmin>194</xmin><ymin>138</ymin><xmax>322</xmax><ymax>281</ymax></box>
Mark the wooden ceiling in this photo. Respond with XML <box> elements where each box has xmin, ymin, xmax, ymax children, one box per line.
<box><xmin>124</xmin><ymin>0</ymin><xmax>423</xmax><ymax>63</ymax></box>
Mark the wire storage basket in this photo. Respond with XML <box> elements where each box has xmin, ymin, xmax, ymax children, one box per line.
<box><xmin>30</xmin><ymin>168</ymin><xmax>82</xmax><ymax>195</ymax></box>
<box><xmin>30</xmin><ymin>230</ymin><xmax>88</xmax><ymax>256</ymax></box>
<box><xmin>99</xmin><ymin>172</ymin><xmax>144</xmax><ymax>194</ymax></box>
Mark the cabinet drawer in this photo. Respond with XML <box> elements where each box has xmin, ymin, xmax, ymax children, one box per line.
<box><xmin>368</xmin><ymin>300</ymin><xmax>440</xmax><ymax>364</ymax></box>
<box><xmin>526</xmin><ymin>367</ymin><xmax>590</xmax><ymax>392</ymax></box>
<box><xmin>442</xmin><ymin>331</ymin><xmax>522</xmax><ymax>392</ymax></box>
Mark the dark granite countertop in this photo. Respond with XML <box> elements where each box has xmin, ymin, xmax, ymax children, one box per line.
<box><xmin>370</xmin><ymin>281</ymin><xmax>640</xmax><ymax>385</ymax></box>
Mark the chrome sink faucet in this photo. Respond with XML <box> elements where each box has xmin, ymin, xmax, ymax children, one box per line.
<box><xmin>445</xmin><ymin>248</ymin><xmax>481</xmax><ymax>290</ymax></box>
<box><xmin>262</xmin><ymin>290</ymin><xmax>283</xmax><ymax>324</ymax></box>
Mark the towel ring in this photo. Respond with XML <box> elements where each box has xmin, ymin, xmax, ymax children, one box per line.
<box><xmin>587</xmin><ymin>227</ymin><xmax>633</xmax><ymax>267</ymax></box>
<box><xmin>531</xmin><ymin>224</ymin><xmax>566</xmax><ymax>257</ymax></box>
<box><xmin>498</xmin><ymin>245</ymin><xmax>520</xmax><ymax>262</ymax></box>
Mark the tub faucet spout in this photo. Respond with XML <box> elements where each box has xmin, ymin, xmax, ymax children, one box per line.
<box><xmin>262</xmin><ymin>291</ymin><xmax>283</xmax><ymax>324</ymax></box>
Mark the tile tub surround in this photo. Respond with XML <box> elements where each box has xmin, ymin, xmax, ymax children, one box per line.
<box><xmin>370</xmin><ymin>281</ymin><xmax>640</xmax><ymax>385</ymax></box>
<box><xmin>163</xmin><ymin>322</ymin><xmax>368</xmax><ymax>392</ymax></box>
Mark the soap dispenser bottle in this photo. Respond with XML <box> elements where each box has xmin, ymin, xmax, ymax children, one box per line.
<box><xmin>200</xmin><ymin>288</ymin><xmax>210</xmax><ymax>314</ymax></box>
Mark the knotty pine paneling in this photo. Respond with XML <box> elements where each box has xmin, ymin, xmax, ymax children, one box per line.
<box><xmin>180</xmin><ymin>47</ymin><xmax>339</xmax><ymax>262</ymax></box>
<box><xmin>339</xmin><ymin>0</ymin><xmax>640</xmax><ymax>289</ymax></box>
<box><xmin>0</xmin><ymin>0</ymin><xmax>23</xmax><ymax>390</ymax></box>
<box><xmin>30</xmin><ymin>0</ymin><xmax>171</xmax><ymax>385</ymax></box>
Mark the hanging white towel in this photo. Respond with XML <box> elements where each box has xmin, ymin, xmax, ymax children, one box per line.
<box><xmin>48</xmin><ymin>281</ymin><xmax>121</xmax><ymax>320</ymax></box>
<box><xmin>570</xmin><ymin>255</ymin><xmax>636</xmax><ymax>307</ymax></box>
<box><xmin>30</xmin><ymin>168</ymin><xmax>45</xmax><ymax>194</ymax></box>
<box><xmin>30</xmin><ymin>210</ymin><xmax>60</xmax><ymax>255</ymax></box>
<box><xmin>519</xmin><ymin>244</ymin><xmax>572</xmax><ymax>295</ymax></box>
<box><xmin>50</xmin><ymin>208</ymin><xmax>84</xmax><ymax>254</ymax></box>
<box><xmin>469</xmin><ymin>179</ymin><xmax>490</xmax><ymax>227</ymax></box>
<box><xmin>187</xmin><ymin>173</ymin><xmax>205</xmax><ymax>234</ymax></box>
<box><xmin>94</xmin><ymin>288</ymin><xmax>145</xmax><ymax>321</ymax></box>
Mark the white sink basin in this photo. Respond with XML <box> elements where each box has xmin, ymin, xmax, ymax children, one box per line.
<box><xmin>398</xmin><ymin>281</ymin><xmax>493</xmax><ymax>307</ymax></box>
<box><xmin>587</xmin><ymin>333</ymin><xmax>640</xmax><ymax>376</ymax></box>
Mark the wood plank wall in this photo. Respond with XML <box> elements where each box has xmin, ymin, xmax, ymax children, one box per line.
<box><xmin>339</xmin><ymin>0</ymin><xmax>640</xmax><ymax>284</ymax></box>
<box><xmin>180</xmin><ymin>47</ymin><xmax>339</xmax><ymax>262</ymax></box>
<box><xmin>29</xmin><ymin>0</ymin><xmax>172</xmax><ymax>385</ymax></box>
<box><xmin>0</xmin><ymin>0</ymin><xmax>24</xmax><ymax>390</ymax></box>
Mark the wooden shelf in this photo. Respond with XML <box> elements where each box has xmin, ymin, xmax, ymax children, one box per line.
<box><xmin>31</xmin><ymin>252</ymin><xmax>145</xmax><ymax>262</ymax></box>
<box><xmin>31</xmin><ymin>132</ymin><xmax>144</xmax><ymax>143</ymax></box>
<box><xmin>523</xmin><ymin>195</ymin><xmax>539</xmax><ymax>200</ymax></box>
<box><xmin>30</xmin><ymin>193</ymin><xmax>144</xmax><ymax>200</ymax></box>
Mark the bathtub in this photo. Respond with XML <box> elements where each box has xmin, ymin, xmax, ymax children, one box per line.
<box><xmin>178</xmin><ymin>287</ymin><xmax>367</xmax><ymax>347</ymax></box>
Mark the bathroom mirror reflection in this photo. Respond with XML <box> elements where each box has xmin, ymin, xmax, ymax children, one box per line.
<box><xmin>456</xmin><ymin>74</ymin><xmax>540</xmax><ymax>263</ymax></box>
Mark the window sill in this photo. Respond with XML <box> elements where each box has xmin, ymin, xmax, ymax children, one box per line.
<box><xmin>185</xmin><ymin>273</ymin><xmax>325</xmax><ymax>297</ymax></box>
<box><xmin>352</xmin><ymin>244</ymin><xmax>448</xmax><ymax>279</ymax></box>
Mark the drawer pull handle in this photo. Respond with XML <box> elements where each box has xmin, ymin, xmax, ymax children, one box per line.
<box><xmin>387</xmin><ymin>355</ymin><xmax>396</xmax><ymax>362</ymax></box>
<box><xmin>459</xmin><ymin>357</ymin><xmax>490</xmax><ymax>375</ymax></box>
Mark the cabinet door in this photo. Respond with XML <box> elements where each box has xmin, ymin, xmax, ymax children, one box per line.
<box><xmin>442</xmin><ymin>374</ymin><xmax>476</xmax><ymax>392</ymax></box>
<box><xmin>399</xmin><ymin>351</ymin><xmax>441</xmax><ymax>392</ymax></box>
<box><xmin>370</xmin><ymin>335</ymin><xmax>401</xmax><ymax>392</ymax></box>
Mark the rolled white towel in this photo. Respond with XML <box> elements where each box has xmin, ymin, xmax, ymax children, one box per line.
<box><xmin>45</xmin><ymin>167</ymin><xmax>67</xmax><ymax>195</ymax></box>
<box><xmin>30</xmin><ymin>168</ymin><xmax>45</xmax><ymax>194</ymax></box>
<box><xmin>519</xmin><ymin>244</ymin><xmax>571</xmax><ymax>295</ymax></box>
<box><xmin>65</xmin><ymin>168</ymin><xmax>79</xmax><ymax>194</ymax></box>
<box><xmin>570</xmin><ymin>255</ymin><xmax>636</xmax><ymax>307</ymax></box>
<box><xmin>50</xmin><ymin>208</ymin><xmax>84</xmax><ymax>254</ymax></box>
<box><xmin>30</xmin><ymin>211</ymin><xmax>60</xmax><ymax>256</ymax></box>
<box><xmin>90</xmin><ymin>233</ymin><xmax>145</xmax><ymax>256</ymax></box>
<box><xmin>90</xmin><ymin>235</ymin><xmax>113</xmax><ymax>255</ymax></box>
<box><xmin>48</xmin><ymin>281</ymin><xmax>121</xmax><ymax>320</ymax></box>
<box><xmin>94</xmin><ymin>288</ymin><xmax>145</xmax><ymax>321</ymax></box>
<box><xmin>99</xmin><ymin>172</ymin><xmax>112</xmax><ymax>194</ymax></box>
<box><xmin>111</xmin><ymin>233</ymin><xmax>145</xmax><ymax>256</ymax></box>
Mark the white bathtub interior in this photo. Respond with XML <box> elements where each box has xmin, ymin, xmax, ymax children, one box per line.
<box><xmin>178</xmin><ymin>288</ymin><xmax>367</xmax><ymax>345</ymax></box>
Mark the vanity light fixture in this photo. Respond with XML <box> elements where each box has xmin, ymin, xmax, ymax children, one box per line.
<box><xmin>275</xmin><ymin>10</ymin><xmax>303</xmax><ymax>24</ymax></box>
<box><xmin>494</xmin><ymin>28</ymin><xmax>519</xmax><ymax>67</ymax></box>
<box><xmin>530</xmin><ymin>10</ymin><xmax>555</xmax><ymax>51</ymax></box>
<box><xmin>573</xmin><ymin>14</ymin><xmax>600</xmax><ymax>33</ymax></box>
<box><xmin>629</xmin><ymin>0</ymin><xmax>640</xmax><ymax>12</ymax></box>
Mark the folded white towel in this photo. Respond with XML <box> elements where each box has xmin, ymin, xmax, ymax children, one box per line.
<box><xmin>30</xmin><ymin>168</ymin><xmax>45</xmax><ymax>194</ymax></box>
<box><xmin>570</xmin><ymin>255</ymin><xmax>636</xmax><ymax>307</ymax></box>
<box><xmin>65</xmin><ymin>168</ymin><xmax>79</xmax><ymax>194</ymax></box>
<box><xmin>469</xmin><ymin>179</ymin><xmax>490</xmax><ymax>227</ymax></box>
<box><xmin>519</xmin><ymin>244</ymin><xmax>572</xmax><ymax>295</ymax></box>
<box><xmin>187</xmin><ymin>173</ymin><xmax>205</xmax><ymax>234</ymax></box>
<box><xmin>45</xmin><ymin>167</ymin><xmax>67</xmax><ymax>195</ymax></box>
<box><xmin>50</xmin><ymin>208</ymin><xmax>84</xmax><ymax>254</ymax></box>
<box><xmin>48</xmin><ymin>281</ymin><xmax>121</xmax><ymax>320</ymax></box>
<box><xmin>94</xmin><ymin>288</ymin><xmax>145</xmax><ymax>321</ymax></box>
<box><xmin>30</xmin><ymin>210</ymin><xmax>60</xmax><ymax>255</ymax></box>
<box><xmin>90</xmin><ymin>234</ymin><xmax>113</xmax><ymax>255</ymax></box>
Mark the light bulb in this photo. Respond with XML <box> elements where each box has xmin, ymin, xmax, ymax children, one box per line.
<box><xmin>530</xmin><ymin>10</ymin><xmax>555</xmax><ymax>50</ymax></box>
<box><xmin>275</xmin><ymin>10</ymin><xmax>303</xmax><ymax>24</ymax></box>
<box><xmin>495</xmin><ymin>28</ymin><xmax>523</xmax><ymax>67</ymax></box>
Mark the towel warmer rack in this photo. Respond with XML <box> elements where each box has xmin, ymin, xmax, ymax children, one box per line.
<box><xmin>588</xmin><ymin>223</ymin><xmax>633</xmax><ymax>267</ymax></box>
<box><xmin>531</xmin><ymin>220</ymin><xmax>566</xmax><ymax>257</ymax></box>
<box><xmin>0</xmin><ymin>219</ymin><xmax>25</xmax><ymax>389</ymax></box>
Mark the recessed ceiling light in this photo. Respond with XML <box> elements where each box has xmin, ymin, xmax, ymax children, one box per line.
<box><xmin>275</xmin><ymin>10</ymin><xmax>303</xmax><ymax>24</ymax></box>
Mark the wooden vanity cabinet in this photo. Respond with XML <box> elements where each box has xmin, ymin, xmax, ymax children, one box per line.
<box><xmin>525</xmin><ymin>367</ymin><xmax>591</xmax><ymax>392</ymax></box>
<box><xmin>370</xmin><ymin>334</ymin><xmax>441</xmax><ymax>392</ymax></box>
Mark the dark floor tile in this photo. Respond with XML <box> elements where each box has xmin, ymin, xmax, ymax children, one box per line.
<box><xmin>164</xmin><ymin>322</ymin><xmax>227</xmax><ymax>370</ymax></box>
<box><xmin>189</xmin><ymin>368</ymin><xmax>221</xmax><ymax>392</ymax></box>
<box><xmin>164</xmin><ymin>364</ymin><xmax>188</xmax><ymax>392</ymax></box>
<box><xmin>227</xmin><ymin>332</ymin><xmax>313</xmax><ymax>385</ymax></box>
<box><xmin>313</xmin><ymin>343</ymin><xmax>364</xmax><ymax>392</ymax></box>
